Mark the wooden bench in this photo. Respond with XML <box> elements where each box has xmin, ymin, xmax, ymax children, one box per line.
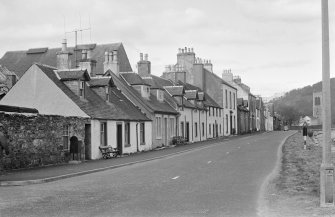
<box><xmin>99</xmin><ymin>146</ymin><xmax>119</xmax><ymax>159</ymax></box>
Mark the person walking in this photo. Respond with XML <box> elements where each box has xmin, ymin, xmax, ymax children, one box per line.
<box><xmin>302</xmin><ymin>122</ymin><xmax>308</xmax><ymax>149</ymax></box>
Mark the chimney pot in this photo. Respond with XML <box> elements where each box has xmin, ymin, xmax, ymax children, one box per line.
<box><xmin>178</xmin><ymin>48</ymin><xmax>181</xmax><ymax>53</ymax></box>
<box><xmin>113</xmin><ymin>50</ymin><xmax>118</xmax><ymax>62</ymax></box>
<box><xmin>87</xmin><ymin>50</ymin><xmax>92</xmax><ymax>59</ymax></box>
<box><xmin>191</xmin><ymin>48</ymin><xmax>194</xmax><ymax>53</ymax></box>
<box><xmin>188</xmin><ymin>48</ymin><xmax>191</xmax><ymax>53</ymax></box>
<box><xmin>185</xmin><ymin>47</ymin><xmax>187</xmax><ymax>52</ymax></box>
<box><xmin>82</xmin><ymin>50</ymin><xmax>87</xmax><ymax>60</ymax></box>
<box><xmin>181</xmin><ymin>49</ymin><xmax>184</xmax><ymax>53</ymax></box>
<box><xmin>104</xmin><ymin>51</ymin><xmax>109</xmax><ymax>63</ymax></box>
<box><xmin>140</xmin><ymin>53</ymin><xmax>143</xmax><ymax>61</ymax></box>
<box><xmin>61</xmin><ymin>39</ymin><xmax>67</xmax><ymax>52</ymax></box>
<box><xmin>144</xmin><ymin>53</ymin><xmax>148</xmax><ymax>61</ymax></box>
<box><xmin>108</xmin><ymin>52</ymin><xmax>113</xmax><ymax>63</ymax></box>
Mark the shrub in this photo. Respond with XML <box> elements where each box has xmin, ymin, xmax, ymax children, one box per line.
<box><xmin>172</xmin><ymin>136</ymin><xmax>186</xmax><ymax>146</ymax></box>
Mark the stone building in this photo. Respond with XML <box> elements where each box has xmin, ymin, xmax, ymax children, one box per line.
<box><xmin>0</xmin><ymin>65</ymin><xmax>18</xmax><ymax>99</ymax></box>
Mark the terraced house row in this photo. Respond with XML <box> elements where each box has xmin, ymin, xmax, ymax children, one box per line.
<box><xmin>0</xmin><ymin>40</ymin><xmax>269</xmax><ymax>168</ymax></box>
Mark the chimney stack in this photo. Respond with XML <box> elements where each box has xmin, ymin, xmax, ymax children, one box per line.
<box><xmin>79</xmin><ymin>48</ymin><xmax>96</xmax><ymax>77</ymax></box>
<box><xmin>137</xmin><ymin>52</ymin><xmax>151</xmax><ymax>76</ymax></box>
<box><xmin>104</xmin><ymin>50</ymin><xmax>119</xmax><ymax>76</ymax></box>
<box><xmin>57</xmin><ymin>39</ymin><xmax>72</xmax><ymax>70</ymax></box>
<box><xmin>82</xmin><ymin>50</ymin><xmax>87</xmax><ymax>60</ymax></box>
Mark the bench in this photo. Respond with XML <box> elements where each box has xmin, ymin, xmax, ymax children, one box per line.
<box><xmin>99</xmin><ymin>146</ymin><xmax>119</xmax><ymax>159</ymax></box>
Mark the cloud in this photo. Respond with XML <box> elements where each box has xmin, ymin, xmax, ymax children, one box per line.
<box><xmin>237</xmin><ymin>0</ymin><xmax>319</xmax><ymax>23</ymax></box>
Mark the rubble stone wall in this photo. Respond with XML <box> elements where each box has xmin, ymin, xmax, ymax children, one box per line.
<box><xmin>0</xmin><ymin>112</ymin><xmax>88</xmax><ymax>171</ymax></box>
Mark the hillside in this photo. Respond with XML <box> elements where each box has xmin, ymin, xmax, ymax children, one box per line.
<box><xmin>271</xmin><ymin>78</ymin><xmax>335</xmax><ymax>125</ymax></box>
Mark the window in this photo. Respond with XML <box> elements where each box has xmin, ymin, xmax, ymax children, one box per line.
<box><xmin>219</xmin><ymin>109</ymin><xmax>221</xmax><ymax>117</ymax></box>
<box><xmin>62</xmin><ymin>125</ymin><xmax>69</xmax><ymax>150</ymax></box>
<box><xmin>225</xmin><ymin>90</ymin><xmax>228</xmax><ymax>108</ymax></box>
<box><xmin>220</xmin><ymin>124</ymin><xmax>222</xmax><ymax>134</ymax></box>
<box><xmin>181</xmin><ymin>122</ymin><xmax>184</xmax><ymax>138</ymax></box>
<box><xmin>233</xmin><ymin>93</ymin><xmax>236</xmax><ymax>109</ymax></box>
<box><xmin>315</xmin><ymin>97</ymin><xmax>321</xmax><ymax>106</ymax></box>
<box><xmin>195</xmin><ymin>122</ymin><xmax>198</xmax><ymax>137</ymax></box>
<box><xmin>209</xmin><ymin>124</ymin><xmax>211</xmax><ymax>135</ymax></box>
<box><xmin>105</xmin><ymin>87</ymin><xmax>109</xmax><ymax>102</ymax></box>
<box><xmin>156</xmin><ymin>117</ymin><xmax>162</xmax><ymax>138</ymax></box>
<box><xmin>170</xmin><ymin>118</ymin><xmax>175</xmax><ymax>137</ymax></box>
<box><xmin>140</xmin><ymin>122</ymin><xmax>145</xmax><ymax>144</ymax></box>
<box><xmin>125</xmin><ymin>122</ymin><xmax>130</xmax><ymax>145</ymax></box>
<box><xmin>209</xmin><ymin>107</ymin><xmax>211</xmax><ymax>116</ymax></box>
<box><xmin>202</xmin><ymin>122</ymin><xmax>204</xmax><ymax>137</ymax></box>
<box><xmin>226</xmin><ymin>115</ymin><xmax>229</xmax><ymax>133</ymax></box>
<box><xmin>229</xmin><ymin>91</ymin><xmax>232</xmax><ymax>109</ymax></box>
<box><xmin>100</xmin><ymin>122</ymin><xmax>107</xmax><ymax>146</ymax></box>
<box><xmin>79</xmin><ymin>81</ymin><xmax>85</xmax><ymax>97</ymax></box>
<box><xmin>216</xmin><ymin>108</ymin><xmax>218</xmax><ymax>117</ymax></box>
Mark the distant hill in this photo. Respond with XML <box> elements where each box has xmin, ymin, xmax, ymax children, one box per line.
<box><xmin>271</xmin><ymin>78</ymin><xmax>335</xmax><ymax>125</ymax></box>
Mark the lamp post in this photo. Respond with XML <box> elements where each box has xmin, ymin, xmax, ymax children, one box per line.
<box><xmin>320</xmin><ymin>0</ymin><xmax>334</xmax><ymax>207</ymax></box>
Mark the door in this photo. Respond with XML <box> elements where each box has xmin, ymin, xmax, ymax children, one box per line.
<box><xmin>164</xmin><ymin>118</ymin><xmax>168</xmax><ymax>146</ymax></box>
<box><xmin>84</xmin><ymin>124</ymin><xmax>91</xmax><ymax>160</ymax></box>
<box><xmin>230</xmin><ymin>115</ymin><xmax>233</xmax><ymax>135</ymax></box>
<box><xmin>186</xmin><ymin>122</ymin><xmax>190</xmax><ymax>142</ymax></box>
<box><xmin>117</xmin><ymin>124</ymin><xmax>123</xmax><ymax>155</ymax></box>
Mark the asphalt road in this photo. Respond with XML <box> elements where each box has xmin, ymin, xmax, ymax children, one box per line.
<box><xmin>0</xmin><ymin>131</ymin><xmax>292</xmax><ymax>217</ymax></box>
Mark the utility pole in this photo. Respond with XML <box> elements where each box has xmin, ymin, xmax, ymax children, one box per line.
<box><xmin>320</xmin><ymin>0</ymin><xmax>334</xmax><ymax>207</ymax></box>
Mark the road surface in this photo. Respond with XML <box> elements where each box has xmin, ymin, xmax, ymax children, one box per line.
<box><xmin>0</xmin><ymin>131</ymin><xmax>292</xmax><ymax>217</ymax></box>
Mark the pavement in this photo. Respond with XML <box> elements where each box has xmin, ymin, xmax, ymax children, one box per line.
<box><xmin>0</xmin><ymin>135</ymin><xmax>245</xmax><ymax>186</ymax></box>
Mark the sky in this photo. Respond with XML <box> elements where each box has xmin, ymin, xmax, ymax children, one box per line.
<box><xmin>0</xmin><ymin>0</ymin><xmax>333</xmax><ymax>97</ymax></box>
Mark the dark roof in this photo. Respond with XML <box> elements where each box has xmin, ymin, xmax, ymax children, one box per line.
<box><xmin>141</xmin><ymin>77</ymin><xmax>162</xmax><ymax>89</ymax></box>
<box><xmin>89</xmin><ymin>77</ymin><xmax>115</xmax><ymax>87</ymax></box>
<box><xmin>185</xmin><ymin>90</ymin><xmax>198</xmax><ymax>100</ymax></box>
<box><xmin>26</xmin><ymin>47</ymin><xmax>48</xmax><ymax>54</ymax></box>
<box><xmin>0</xmin><ymin>43</ymin><xmax>132</xmax><ymax>78</ymax></box>
<box><xmin>176</xmin><ymin>81</ymin><xmax>222</xmax><ymax>108</ymax></box>
<box><xmin>36</xmin><ymin>64</ymin><xmax>149</xmax><ymax>121</ymax></box>
<box><xmin>57</xmin><ymin>69</ymin><xmax>90</xmax><ymax>81</ymax></box>
<box><xmin>121</xmin><ymin>73</ymin><xmax>148</xmax><ymax>86</ymax></box>
<box><xmin>110</xmin><ymin>73</ymin><xmax>178</xmax><ymax>115</ymax></box>
<box><xmin>151</xmin><ymin>75</ymin><xmax>174</xmax><ymax>87</ymax></box>
<box><xmin>0</xmin><ymin>104</ymin><xmax>39</xmax><ymax>114</ymax></box>
<box><xmin>164</xmin><ymin>86</ymin><xmax>184</xmax><ymax>96</ymax></box>
<box><xmin>204</xmin><ymin>68</ymin><xmax>237</xmax><ymax>90</ymax></box>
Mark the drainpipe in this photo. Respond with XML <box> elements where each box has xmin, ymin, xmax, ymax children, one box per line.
<box><xmin>191</xmin><ymin>109</ymin><xmax>194</xmax><ymax>142</ymax></box>
<box><xmin>206</xmin><ymin>108</ymin><xmax>208</xmax><ymax>139</ymax></box>
<box><xmin>199</xmin><ymin>108</ymin><xmax>201</xmax><ymax>141</ymax></box>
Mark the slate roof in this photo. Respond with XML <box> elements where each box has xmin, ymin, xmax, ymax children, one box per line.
<box><xmin>141</xmin><ymin>77</ymin><xmax>163</xmax><ymax>90</ymax></box>
<box><xmin>151</xmin><ymin>75</ymin><xmax>174</xmax><ymax>87</ymax></box>
<box><xmin>164</xmin><ymin>86</ymin><xmax>184</xmax><ymax>96</ymax></box>
<box><xmin>88</xmin><ymin>77</ymin><xmax>115</xmax><ymax>87</ymax></box>
<box><xmin>0</xmin><ymin>43</ymin><xmax>132</xmax><ymax>78</ymax></box>
<box><xmin>36</xmin><ymin>64</ymin><xmax>149</xmax><ymax>121</ymax></box>
<box><xmin>185</xmin><ymin>90</ymin><xmax>198</xmax><ymax>100</ymax></box>
<box><xmin>121</xmin><ymin>73</ymin><xmax>148</xmax><ymax>86</ymax></box>
<box><xmin>176</xmin><ymin>81</ymin><xmax>222</xmax><ymax>108</ymax></box>
<box><xmin>0</xmin><ymin>65</ymin><xmax>17</xmax><ymax>76</ymax></box>
<box><xmin>0</xmin><ymin>104</ymin><xmax>39</xmax><ymax>114</ymax></box>
<box><xmin>57</xmin><ymin>69</ymin><xmax>90</xmax><ymax>81</ymax></box>
<box><xmin>111</xmin><ymin>73</ymin><xmax>178</xmax><ymax>115</ymax></box>
<box><xmin>204</xmin><ymin>68</ymin><xmax>237</xmax><ymax>90</ymax></box>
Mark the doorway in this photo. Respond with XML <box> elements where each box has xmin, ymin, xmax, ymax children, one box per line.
<box><xmin>164</xmin><ymin>118</ymin><xmax>168</xmax><ymax>146</ymax></box>
<box><xmin>84</xmin><ymin>124</ymin><xmax>91</xmax><ymax>160</ymax></box>
<box><xmin>117</xmin><ymin>124</ymin><xmax>123</xmax><ymax>155</ymax></box>
<box><xmin>186</xmin><ymin>122</ymin><xmax>190</xmax><ymax>142</ymax></box>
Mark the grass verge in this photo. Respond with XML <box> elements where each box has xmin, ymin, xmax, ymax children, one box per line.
<box><xmin>261</xmin><ymin>132</ymin><xmax>335</xmax><ymax>217</ymax></box>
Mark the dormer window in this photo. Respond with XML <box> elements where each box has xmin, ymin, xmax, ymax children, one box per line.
<box><xmin>79</xmin><ymin>81</ymin><xmax>85</xmax><ymax>97</ymax></box>
<box><xmin>105</xmin><ymin>86</ymin><xmax>109</xmax><ymax>102</ymax></box>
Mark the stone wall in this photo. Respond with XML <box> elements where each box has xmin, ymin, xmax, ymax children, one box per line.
<box><xmin>0</xmin><ymin>112</ymin><xmax>88</xmax><ymax>171</ymax></box>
